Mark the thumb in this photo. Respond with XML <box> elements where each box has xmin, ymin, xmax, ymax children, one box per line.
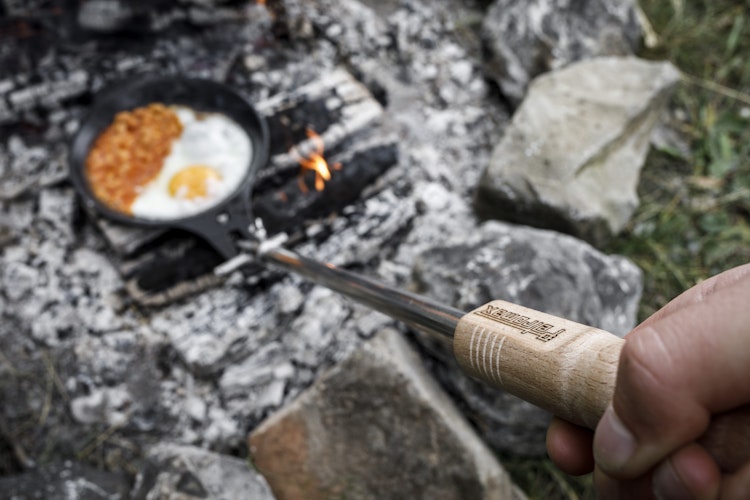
<box><xmin>593</xmin><ymin>265</ymin><xmax>750</xmax><ymax>478</ymax></box>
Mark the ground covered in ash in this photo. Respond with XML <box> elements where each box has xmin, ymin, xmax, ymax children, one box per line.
<box><xmin>1</xmin><ymin>0</ymin><xmax>511</xmax><ymax>478</ymax></box>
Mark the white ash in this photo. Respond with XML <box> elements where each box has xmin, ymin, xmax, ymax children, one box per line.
<box><xmin>203</xmin><ymin>406</ymin><xmax>239</xmax><ymax>446</ymax></box>
<box><xmin>355</xmin><ymin>309</ymin><xmax>392</xmax><ymax>339</ymax></box>
<box><xmin>3</xmin><ymin>261</ymin><xmax>38</xmax><ymax>302</ymax></box>
<box><xmin>184</xmin><ymin>394</ymin><xmax>207</xmax><ymax>424</ymax></box>
<box><xmin>273</xmin><ymin>281</ymin><xmax>305</xmax><ymax>315</ymax></box>
<box><xmin>148</xmin><ymin>284</ymin><xmax>279</xmax><ymax>375</ymax></box>
<box><xmin>294</xmin><ymin>188</ymin><xmax>417</xmax><ymax>266</ymax></box>
<box><xmin>70</xmin><ymin>384</ymin><xmax>133</xmax><ymax>427</ymax></box>
<box><xmin>219</xmin><ymin>342</ymin><xmax>292</xmax><ymax>400</ymax></box>
<box><xmin>1</xmin><ymin>136</ymin><xmax>63</xmax><ymax>200</ymax></box>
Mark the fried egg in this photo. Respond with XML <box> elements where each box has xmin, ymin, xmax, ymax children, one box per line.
<box><xmin>130</xmin><ymin>106</ymin><xmax>252</xmax><ymax>220</ymax></box>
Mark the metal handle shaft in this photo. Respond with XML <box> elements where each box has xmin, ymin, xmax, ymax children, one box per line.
<box><xmin>259</xmin><ymin>246</ymin><xmax>462</xmax><ymax>343</ymax></box>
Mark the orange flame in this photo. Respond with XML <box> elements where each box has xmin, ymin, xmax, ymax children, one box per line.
<box><xmin>294</xmin><ymin>128</ymin><xmax>341</xmax><ymax>193</ymax></box>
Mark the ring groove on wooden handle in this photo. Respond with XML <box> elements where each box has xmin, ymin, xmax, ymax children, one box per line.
<box><xmin>454</xmin><ymin>300</ymin><xmax>623</xmax><ymax>430</ymax></box>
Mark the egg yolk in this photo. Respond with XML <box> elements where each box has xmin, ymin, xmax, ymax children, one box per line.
<box><xmin>168</xmin><ymin>165</ymin><xmax>223</xmax><ymax>200</ymax></box>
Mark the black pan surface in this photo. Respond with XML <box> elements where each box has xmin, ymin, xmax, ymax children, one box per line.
<box><xmin>69</xmin><ymin>76</ymin><xmax>269</xmax><ymax>259</ymax></box>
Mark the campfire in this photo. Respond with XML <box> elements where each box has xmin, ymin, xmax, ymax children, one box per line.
<box><xmin>66</xmin><ymin>66</ymin><xmax>396</xmax><ymax>306</ymax></box>
<box><xmin>0</xmin><ymin>0</ymin><xmax>648</xmax><ymax>498</ymax></box>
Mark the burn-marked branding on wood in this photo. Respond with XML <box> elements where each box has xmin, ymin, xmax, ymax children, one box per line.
<box><xmin>473</xmin><ymin>304</ymin><xmax>565</xmax><ymax>342</ymax></box>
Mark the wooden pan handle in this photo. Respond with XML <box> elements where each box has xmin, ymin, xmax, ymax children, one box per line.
<box><xmin>453</xmin><ymin>299</ymin><xmax>749</xmax><ymax>472</ymax></box>
<box><xmin>454</xmin><ymin>300</ymin><xmax>621</xmax><ymax>429</ymax></box>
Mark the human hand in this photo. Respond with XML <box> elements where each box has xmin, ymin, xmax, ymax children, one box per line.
<box><xmin>546</xmin><ymin>263</ymin><xmax>750</xmax><ymax>498</ymax></box>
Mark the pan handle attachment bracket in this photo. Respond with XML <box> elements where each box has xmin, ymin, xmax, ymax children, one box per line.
<box><xmin>214</xmin><ymin>220</ymin><xmax>288</xmax><ymax>277</ymax></box>
<box><xmin>175</xmin><ymin>188</ymin><xmax>257</xmax><ymax>260</ymax></box>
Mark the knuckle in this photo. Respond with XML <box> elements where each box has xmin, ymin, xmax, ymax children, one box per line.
<box><xmin>618</xmin><ymin>327</ymin><xmax>679</xmax><ymax>399</ymax></box>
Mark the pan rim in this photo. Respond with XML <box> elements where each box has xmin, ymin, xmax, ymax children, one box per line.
<box><xmin>69</xmin><ymin>75</ymin><xmax>269</xmax><ymax>230</ymax></box>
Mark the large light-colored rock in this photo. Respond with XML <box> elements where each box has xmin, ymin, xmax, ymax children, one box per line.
<box><xmin>476</xmin><ymin>56</ymin><xmax>681</xmax><ymax>246</ymax></box>
<box><xmin>411</xmin><ymin>220</ymin><xmax>642</xmax><ymax>455</ymax></box>
<box><xmin>249</xmin><ymin>328</ymin><xmax>524</xmax><ymax>500</ymax></box>
<box><xmin>482</xmin><ymin>0</ymin><xmax>642</xmax><ymax>105</ymax></box>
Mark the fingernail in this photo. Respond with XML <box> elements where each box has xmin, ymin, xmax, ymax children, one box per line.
<box><xmin>594</xmin><ymin>405</ymin><xmax>636</xmax><ymax>472</ymax></box>
<box><xmin>652</xmin><ymin>459</ymin><xmax>690</xmax><ymax>500</ymax></box>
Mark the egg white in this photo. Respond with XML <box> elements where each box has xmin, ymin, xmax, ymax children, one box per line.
<box><xmin>130</xmin><ymin>106</ymin><xmax>252</xmax><ymax>220</ymax></box>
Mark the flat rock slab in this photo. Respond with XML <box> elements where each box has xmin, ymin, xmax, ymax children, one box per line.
<box><xmin>482</xmin><ymin>0</ymin><xmax>642</xmax><ymax>105</ymax></box>
<box><xmin>249</xmin><ymin>328</ymin><xmax>524</xmax><ymax>500</ymax></box>
<box><xmin>131</xmin><ymin>443</ymin><xmax>274</xmax><ymax>500</ymax></box>
<box><xmin>412</xmin><ymin>219</ymin><xmax>642</xmax><ymax>455</ymax></box>
<box><xmin>476</xmin><ymin>56</ymin><xmax>681</xmax><ymax>246</ymax></box>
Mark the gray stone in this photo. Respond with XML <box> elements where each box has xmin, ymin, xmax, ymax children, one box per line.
<box><xmin>131</xmin><ymin>443</ymin><xmax>274</xmax><ymax>500</ymax></box>
<box><xmin>482</xmin><ymin>0</ymin><xmax>643</xmax><ymax>105</ymax></box>
<box><xmin>0</xmin><ymin>461</ymin><xmax>131</xmax><ymax>499</ymax></box>
<box><xmin>249</xmin><ymin>328</ymin><xmax>524</xmax><ymax>500</ymax></box>
<box><xmin>411</xmin><ymin>220</ymin><xmax>642</xmax><ymax>455</ymax></box>
<box><xmin>77</xmin><ymin>1</ymin><xmax>134</xmax><ymax>32</ymax></box>
<box><xmin>476</xmin><ymin>57</ymin><xmax>681</xmax><ymax>246</ymax></box>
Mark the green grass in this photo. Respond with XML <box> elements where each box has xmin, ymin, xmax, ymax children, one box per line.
<box><xmin>609</xmin><ymin>0</ymin><xmax>750</xmax><ymax>320</ymax></box>
<box><xmin>505</xmin><ymin>1</ymin><xmax>750</xmax><ymax>497</ymax></box>
<box><xmin>500</xmin><ymin>456</ymin><xmax>595</xmax><ymax>500</ymax></box>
